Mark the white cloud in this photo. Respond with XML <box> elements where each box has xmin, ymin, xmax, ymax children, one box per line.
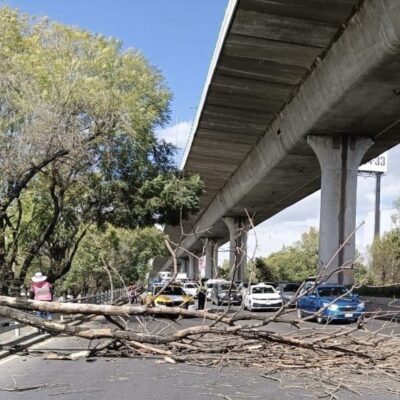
<box><xmin>156</xmin><ymin>120</ymin><xmax>192</xmax><ymax>149</ymax></box>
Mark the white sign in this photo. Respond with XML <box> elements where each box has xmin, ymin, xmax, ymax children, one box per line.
<box><xmin>359</xmin><ymin>152</ymin><xmax>387</xmax><ymax>173</ymax></box>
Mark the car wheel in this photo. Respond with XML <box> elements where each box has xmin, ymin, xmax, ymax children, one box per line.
<box><xmin>317</xmin><ymin>315</ymin><xmax>325</xmax><ymax>324</ymax></box>
<box><xmin>297</xmin><ymin>308</ymin><xmax>304</xmax><ymax>319</ymax></box>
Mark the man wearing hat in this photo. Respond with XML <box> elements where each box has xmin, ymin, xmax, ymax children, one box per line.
<box><xmin>29</xmin><ymin>272</ymin><xmax>54</xmax><ymax>320</ymax></box>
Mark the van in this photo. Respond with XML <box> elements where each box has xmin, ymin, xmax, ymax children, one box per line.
<box><xmin>176</xmin><ymin>273</ymin><xmax>188</xmax><ymax>282</ymax></box>
<box><xmin>158</xmin><ymin>271</ymin><xmax>172</xmax><ymax>281</ymax></box>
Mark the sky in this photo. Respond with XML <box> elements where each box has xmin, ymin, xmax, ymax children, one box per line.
<box><xmin>4</xmin><ymin>0</ymin><xmax>400</xmax><ymax>263</ymax></box>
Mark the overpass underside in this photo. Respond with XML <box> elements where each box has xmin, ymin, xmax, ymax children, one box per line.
<box><xmin>155</xmin><ymin>0</ymin><xmax>400</xmax><ymax>283</ymax></box>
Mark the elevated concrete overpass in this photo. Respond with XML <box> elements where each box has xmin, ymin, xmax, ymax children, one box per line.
<box><xmin>156</xmin><ymin>0</ymin><xmax>400</xmax><ymax>284</ymax></box>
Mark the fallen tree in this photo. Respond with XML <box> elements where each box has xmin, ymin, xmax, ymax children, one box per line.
<box><xmin>2</xmin><ymin>229</ymin><xmax>400</xmax><ymax>398</ymax></box>
<box><xmin>1</xmin><ymin>294</ymin><xmax>400</xmax><ymax>398</ymax></box>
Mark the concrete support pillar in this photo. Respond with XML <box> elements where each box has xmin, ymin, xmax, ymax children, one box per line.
<box><xmin>308</xmin><ymin>135</ymin><xmax>372</xmax><ymax>285</ymax></box>
<box><xmin>223</xmin><ymin>216</ymin><xmax>249</xmax><ymax>282</ymax></box>
<box><xmin>188</xmin><ymin>254</ymin><xmax>195</xmax><ymax>280</ymax></box>
<box><xmin>213</xmin><ymin>243</ymin><xmax>219</xmax><ymax>278</ymax></box>
<box><xmin>194</xmin><ymin>253</ymin><xmax>200</xmax><ymax>280</ymax></box>
<box><xmin>205</xmin><ymin>240</ymin><xmax>215</xmax><ymax>279</ymax></box>
<box><xmin>179</xmin><ymin>259</ymin><xmax>186</xmax><ymax>274</ymax></box>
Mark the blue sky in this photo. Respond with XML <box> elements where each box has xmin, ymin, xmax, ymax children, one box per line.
<box><xmin>4</xmin><ymin>0</ymin><xmax>227</xmax><ymax>126</ymax></box>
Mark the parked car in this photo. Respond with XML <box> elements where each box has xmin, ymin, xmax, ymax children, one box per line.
<box><xmin>243</xmin><ymin>283</ymin><xmax>282</xmax><ymax>311</ymax></box>
<box><xmin>182</xmin><ymin>282</ymin><xmax>199</xmax><ymax>298</ymax></box>
<box><xmin>296</xmin><ymin>284</ymin><xmax>365</xmax><ymax>324</ymax></box>
<box><xmin>279</xmin><ymin>283</ymin><xmax>301</xmax><ymax>306</ymax></box>
<box><xmin>210</xmin><ymin>281</ymin><xmax>241</xmax><ymax>305</ymax></box>
<box><xmin>206</xmin><ymin>279</ymin><xmax>226</xmax><ymax>300</ymax></box>
<box><xmin>141</xmin><ymin>283</ymin><xmax>194</xmax><ymax>308</ymax></box>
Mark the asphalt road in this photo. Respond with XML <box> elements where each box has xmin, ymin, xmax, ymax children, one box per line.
<box><xmin>0</xmin><ymin>303</ymin><xmax>399</xmax><ymax>400</ymax></box>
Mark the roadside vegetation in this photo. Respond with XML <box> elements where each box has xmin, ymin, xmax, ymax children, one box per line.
<box><xmin>0</xmin><ymin>6</ymin><xmax>202</xmax><ymax>296</ymax></box>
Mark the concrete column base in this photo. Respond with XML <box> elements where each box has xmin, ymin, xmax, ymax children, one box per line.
<box><xmin>308</xmin><ymin>135</ymin><xmax>372</xmax><ymax>285</ymax></box>
<box><xmin>205</xmin><ymin>239</ymin><xmax>216</xmax><ymax>279</ymax></box>
<box><xmin>223</xmin><ymin>216</ymin><xmax>249</xmax><ymax>282</ymax></box>
<box><xmin>178</xmin><ymin>259</ymin><xmax>186</xmax><ymax>274</ymax></box>
<box><xmin>188</xmin><ymin>254</ymin><xmax>195</xmax><ymax>280</ymax></box>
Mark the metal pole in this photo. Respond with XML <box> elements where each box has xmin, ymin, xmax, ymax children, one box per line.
<box><xmin>374</xmin><ymin>172</ymin><xmax>382</xmax><ymax>238</ymax></box>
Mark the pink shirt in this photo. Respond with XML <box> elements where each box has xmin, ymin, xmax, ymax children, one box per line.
<box><xmin>30</xmin><ymin>281</ymin><xmax>53</xmax><ymax>301</ymax></box>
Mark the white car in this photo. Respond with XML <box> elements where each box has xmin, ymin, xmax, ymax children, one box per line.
<box><xmin>243</xmin><ymin>283</ymin><xmax>283</xmax><ymax>311</ymax></box>
<box><xmin>182</xmin><ymin>282</ymin><xmax>199</xmax><ymax>298</ymax></box>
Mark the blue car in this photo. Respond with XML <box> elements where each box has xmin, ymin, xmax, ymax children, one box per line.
<box><xmin>296</xmin><ymin>284</ymin><xmax>365</xmax><ymax>324</ymax></box>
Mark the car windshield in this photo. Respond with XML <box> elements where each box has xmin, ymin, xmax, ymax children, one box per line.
<box><xmin>252</xmin><ymin>287</ymin><xmax>275</xmax><ymax>294</ymax></box>
<box><xmin>219</xmin><ymin>284</ymin><xmax>237</xmax><ymax>291</ymax></box>
<box><xmin>155</xmin><ymin>286</ymin><xmax>184</xmax><ymax>296</ymax></box>
<box><xmin>317</xmin><ymin>287</ymin><xmax>348</xmax><ymax>297</ymax></box>
<box><xmin>283</xmin><ymin>284</ymin><xmax>300</xmax><ymax>292</ymax></box>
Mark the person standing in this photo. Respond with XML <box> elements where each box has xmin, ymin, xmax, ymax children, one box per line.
<box><xmin>29</xmin><ymin>272</ymin><xmax>54</xmax><ymax>320</ymax></box>
<box><xmin>197</xmin><ymin>278</ymin><xmax>207</xmax><ymax>310</ymax></box>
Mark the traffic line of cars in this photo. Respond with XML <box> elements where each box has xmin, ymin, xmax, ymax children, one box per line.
<box><xmin>141</xmin><ymin>278</ymin><xmax>366</xmax><ymax>324</ymax></box>
<box><xmin>207</xmin><ymin>280</ymin><xmax>366</xmax><ymax>323</ymax></box>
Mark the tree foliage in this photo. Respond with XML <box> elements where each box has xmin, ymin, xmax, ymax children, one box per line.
<box><xmin>255</xmin><ymin>227</ymin><xmax>319</xmax><ymax>282</ymax></box>
<box><xmin>369</xmin><ymin>230</ymin><xmax>400</xmax><ymax>284</ymax></box>
<box><xmin>0</xmin><ymin>7</ymin><xmax>202</xmax><ymax>294</ymax></box>
<box><xmin>58</xmin><ymin>226</ymin><xmax>166</xmax><ymax>296</ymax></box>
<box><xmin>368</xmin><ymin>200</ymin><xmax>400</xmax><ymax>285</ymax></box>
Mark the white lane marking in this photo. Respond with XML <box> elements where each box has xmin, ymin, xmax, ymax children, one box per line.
<box><xmin>0</xmin><ymin>336</ymin><xmax>58</xmax><ymax>366</ymax></box>
<box><xmin>30</xmin><ymin>337</ymin><xmax>57</xmax><ymax>349</ymax></box>
<box><xmin>0</xmin><ymin>355</ymin><xmax>18</xmax><ymax>365</ymax></box>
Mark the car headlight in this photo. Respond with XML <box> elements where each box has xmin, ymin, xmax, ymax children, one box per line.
<box><xmin>357</xmin><ymin>302</ymin><xmax>365</xmax><ymax>310</ymax></box>
<box><xmin>323</xmin><ymin>303</ymin><xmax>338</xmax><ymax>311</ymax></box>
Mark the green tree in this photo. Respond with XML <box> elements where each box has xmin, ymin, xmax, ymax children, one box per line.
<box><xmin>254</xmin><ymin>257</ymin><xmax>278</xmax><ymax>282</ymax></box>
<box><xmin>217</xmin><ymin>259</ymin><xmax>231</xmax><ymax>280</ymax></box>
<box><xmin>262</xmin><ymin>228</ymin><xmax>319</xmax><ymax>282</ymax></box>
<box><xmin>0</xmin><ymin>7</ymin><xmax>202</xmax><ymax>294</ymax></box>
<box><xmin>370</xmin><ymin>230</ymin><xmax>400</xmax><ymax>284</ymax></box>
<box><xmin>59</xmin><ymin>226</ymin><xmax>166</xmax><ymax>296</ymax></box>
<box><xmin>368</xmin><ymin>199</ymin><xmax>400</xmax><ymax>285</ymax></box>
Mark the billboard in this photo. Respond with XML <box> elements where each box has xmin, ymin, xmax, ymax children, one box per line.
<box><xmin>359</xmin><ymin>152</ymin><xmax>387</xmax><ymax>173</ymax></box>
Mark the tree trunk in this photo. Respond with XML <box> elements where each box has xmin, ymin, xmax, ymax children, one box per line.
<box><xmin>0</xmin><ymin>295</ymin><xmax>231</xmax><ymax>323</ymax></box>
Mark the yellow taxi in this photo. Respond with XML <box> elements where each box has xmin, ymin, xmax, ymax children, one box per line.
<box><xmin>141</xmin><ymin>283</ymin><xmax>195</xmax><ymax>308</ymax></box>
